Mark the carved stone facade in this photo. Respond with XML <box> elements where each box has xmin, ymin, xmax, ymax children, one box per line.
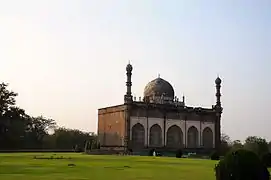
<box><xmin>97</xmin><ymin>63</ymin><xmax>223</xmax><ymax>154</ymax></box>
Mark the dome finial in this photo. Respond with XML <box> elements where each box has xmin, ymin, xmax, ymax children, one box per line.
<box><xmin>158</xmin><ymin>73</ymin><xmax>160</xmax><ymax>78</ymax></box>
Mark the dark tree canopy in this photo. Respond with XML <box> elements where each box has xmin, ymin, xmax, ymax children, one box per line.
<box><xmin>0</xmin><ymin>82</ymin><xmax>97</xmax><ymax>150</ymax></box>
<box><xmin>220</xmin><ymin>133</ymin><xmax>231</xmax><ymax>155</ymax></box>
<box><xmin>244</xmin><ymin>136</ymin><xmax>269</xmax><ymax>157</ymax></box>
<box><xmin>0</xmin><ymin>82</ymin><xmax>17</xmax><ymax>115</ymax></box>
<box><xmin>231</xmin><ymin>140</ymin><xmax>243</xmax><ymax>151</ymax></box>
<box><xmin>215</xmin><ymin>149</ymin><xmax>270</xmax><ymax>180</ymax></box>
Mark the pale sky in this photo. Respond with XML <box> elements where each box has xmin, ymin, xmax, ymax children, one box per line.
<box><xmin>0</xmin><ymin>0</ymin><xmax>270</xmax><ymax>141</ymax></box>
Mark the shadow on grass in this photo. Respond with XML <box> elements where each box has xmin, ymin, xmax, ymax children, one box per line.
<box><xmin>33</xmin><ymin>155</ymin><xmax>72</xmax><ymax>160</ymax></box>
<box><xmin>103</xmin><ymin>165</ymin><xmax>132</xmax><ymax>170</ymax></box>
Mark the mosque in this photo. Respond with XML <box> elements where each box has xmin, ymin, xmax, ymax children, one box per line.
<box><xmin>97</xmin><ymin>63</ymin><xmax>223</xmax><ymax>154</ymax></box>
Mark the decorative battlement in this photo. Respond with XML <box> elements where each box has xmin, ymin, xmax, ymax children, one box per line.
<box><xmin>133</xmin><ymin>95</ymin><xmax>185</xmax><ymax>107</ymax></box>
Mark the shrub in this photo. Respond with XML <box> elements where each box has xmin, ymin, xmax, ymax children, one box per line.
<box><xmin>148</xmin><ymin>149</ymin><xmax>155</xmax><ymax>156</ymax></box>
<box><xmin>156</xmin><ymin>152</ymin><xmax>162</xmax><ymax>156</ymax></box>
<box><xmin>261</xmin><ymin>153</ymin><xmax>271</xmax><ymax>168</ymax></box>
<box><xmin>214</xmin><ymin>149</ymin><xmax>270</xmax><ymax>180</ymax></box>
<box><xmin>176</xmin><ymin>149</ymin><xmax>183</xmax><ymax>158</ymax></box>
<box><xmin>210</xmin><ymin>151</ymin><xmax>220</xmax><ymax>160</ymax></box>
<box><xmin>75</xmin><ymin>146</ymin><xmax>83</xmax><ymax>153</ymax></box>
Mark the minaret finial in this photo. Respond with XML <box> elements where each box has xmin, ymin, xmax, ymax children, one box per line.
<box><xmin>215</xmin><ymin>76</ymin><xmax>222</xmax><ymax>107</ymax></box>
<box><xmin>124</xmin><ymin>62</ymin><xmax>133</xmax><ymax>104</ymax></box>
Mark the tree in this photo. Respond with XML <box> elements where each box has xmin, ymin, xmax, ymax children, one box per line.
<box><xmin>25</xmin><ymin>116</ymin><xmax>56</xmax><ymax>148</ymax></box>
<box><xmin>51</xmin><ymin>127</ymin><xmax>97</xmax><ymax>150</ymax></box>
<box><xmin>0</xmin><ymin>83</ymin><xmax>29</xmax><ymax>149</ymax></box>
<box><xmin>261</xmin><ymin>153</ymin><xmax>271</xmax><ymax>168</ymax></box>
<box><xmin>0</xmin><ymin>82</ymin><xmax>17</xmax><ymax>115</ymax></box>
<box><xmin>215</xmin><ymin>149</ymin><xmax>270</xmax><ymax>180</ymax></box>
<box><xmin>210</xmin><ymin>151</ymin><xmax>220</xmax><ymax>160</ymax></box>
<box><xmin>220</xmin><ymin>133</ymin><xmax>231</xmax><ymax>155</ymax></box>
<box><xmin>0</xmin><ymin>81</ymin><xmax>97</xmax><ymax>150</ymax></box>
<box><xmin>268</xmin><ymin>141</ymin><xmax>271</xmax><ymax>152</ymax></box>
<box><xmin>221</xmin><ymin>133</ymin><xmax>231</xmax><ymax>143</ymax></box>
<box><xmin>231</xmin><ymin>140</ymin><xmax>243</xmax><ymax>151</ymax></box>
<box><xmin>244</xmin><ymin>136</ymin><xmax>269</xmax><ymax>157</ymax></box>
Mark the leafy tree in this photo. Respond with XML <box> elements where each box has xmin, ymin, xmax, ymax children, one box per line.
<box><xmin>215</xmin><ymin>149</ymin><xmax>270</xmax><ymax>180</ymax></box>
<box><xmin>0</xmin><ymin>83</ymin><xmax>29</xmax><ymax>149</ymax></box>
<box><xmin>268</xmin><ymin>141</ymin><xmax>271</xmax><ymax>152</ymax></box>
<box><xmin>24</xmin><ymin>116</ymin><xmax>56</xmax><ymax>148</ymax></box>
<box><xmin>0</xmin><ymin>82</ymin><xmax>17</xmax><ymax>115</ymax></box>
<box><xmin>244</xmin><ymin>136</ymin><xmax>269</xmax><ymax>157</ymax></box>
<box><xmin>231</xmin><ymin>140</ymin><xmax>243</xmax><ymax>151</ymax></box>
<box><xmin>261</xmin><ymin>153</ymin><xmax>271</xmax><ymax>168</ymax></box>
<box><xmin>51</xmin><ymin>127</ymin><xmax>97</xmax><ymax>150</ymax></box>
<box><xmin>176</xmin><ymin>149</ymin><xmax>183</xmax><ymax>158</ymax></box>
<box><xmin>220</xmin><ymin>133</ymin><xmax>231</xmax><ymax>155</ymax></box>
<box><xmin>210</xmin><ymin>151</ymin><xmax>220</xmax><ymax>160</ymax></box>
<box><xmin>0</xmin><ymin>81</ymin><xmax>97</xmax><ymax>150</ymax></box>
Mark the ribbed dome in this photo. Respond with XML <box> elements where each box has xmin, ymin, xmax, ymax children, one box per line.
<box><xmin>143</xmin><ymin>77</ymin><xmax>175</xmax><ymax>100</ymax></box>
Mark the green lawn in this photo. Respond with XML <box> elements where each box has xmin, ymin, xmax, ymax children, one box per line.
<box><xmin>0</xmin><ymin>153</ymin><xmax>218</xmax><ymax>180</ymax></box>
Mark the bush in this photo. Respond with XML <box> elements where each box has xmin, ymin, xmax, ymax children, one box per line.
<box><xmin>210</xmin><ymin>151</ymin><xmax>220</xmax><ymax>160</ymax></box>
<box><xmin>74</xmin><ymin>145</ymin><xmax>83</xmax><ymax>153</ymax></box>
<box><xmin>156</xmin><ymin>152</ymin><xmax>162</xmax><ymax>156</ymax></box>
<box><xmin>176</xmin><ymin>149</ymin><xmax>183</xmax><ymax>158</ymax></box>
<box><xmin>148</xmin><ymin>149</ymin><xmax>155</xmax><ymax>156</ymax></box>
<box><xmin>214</xmin><ymin>149</ymin><xmax>270</xmax><ymax>180</ymax></box>
<box><xmin>261</xmin><ymin>153</ymin><xmax>271</xmax><ymax>168</ymax></box>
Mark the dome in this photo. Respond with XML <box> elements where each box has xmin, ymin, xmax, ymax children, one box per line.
<box><xmin>144</xmin><ymin>77</ymin><xmax>175</xmax><ymax>100</ymax></box>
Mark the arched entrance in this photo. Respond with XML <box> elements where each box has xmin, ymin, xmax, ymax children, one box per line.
<box><xmin>202</xmin><ymin>127</ymin><xmax>213</xmax><ymax>148</ymax></box>
<box><xmin>166</xmin><ymin>125</ymin><xmax>183</xmax><ymax>148</ymax></box>
<box><xmin>149</xmin><ymin>124</ymin><xmax>162</xmax><ymax>147</ymax></box>
<box><xmin>187</xmin><ymin>126</ymin><xmax>199</xmax><ymax>148</ymax></box>
<box><xmin>131</xmin><ymin>123</ymin><xmax>145</xmax><ymax>148</ymax></box>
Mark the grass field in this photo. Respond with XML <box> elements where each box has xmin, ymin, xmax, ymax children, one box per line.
<box><xmin>0</xmin><ymin>153</ymin><xmax>218</xmax><ymax>180</ymax></box>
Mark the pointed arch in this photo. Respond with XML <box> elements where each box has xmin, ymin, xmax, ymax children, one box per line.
<box><xmin>149</xmin><ymin>124</ymin><xmax>162</xmax><ymax>147</ymax></box>
<box><xmin>166</xmin><ymin>125</ymin><xmax>183</xmax><ymax>148</ymax></box>
<box><xmin>131</xmin><ymin>123</ymin><xmax>145</xmax><ymax>148</ymax></box>
<box><xmin>187</xmin><ymin>126</ymin><xmax>199</xmax><ymax>148</ymax></box>
<box><xmin>202</xmin><ymin>127</ymin><xmax>213</xmax><ymax>148</ymax></box>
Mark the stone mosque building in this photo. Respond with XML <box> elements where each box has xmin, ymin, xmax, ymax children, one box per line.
<box><xmin>98</xmin><ymin>63</ymin><xmax>223</xmax><ymax>154</ymax></box>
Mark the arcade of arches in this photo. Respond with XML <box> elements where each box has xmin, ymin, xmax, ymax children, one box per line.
<box><xmin>131</xmin><ymin>123</ymin><xmax>214</xmax><ymax>149</ymax></box>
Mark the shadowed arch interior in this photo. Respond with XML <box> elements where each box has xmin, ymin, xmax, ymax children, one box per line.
<box><xmin>149</xmin><ymin>124</ymin><xmax>162</xmax><ymax>147</ymax></box>
<box><xmin>187</xmin><ymin>126</ymin><xmax>199</xmax><ymax>148</ymax></box>
<box><xmin>166</xmin><ymin>125</ymin><xmax>183</xmax><ymax>148</ymax></box>
<box><xmin>202</xmin><ymin>127</ymin><xmax>213</xmax><ymax>148</ymax></box>
<box><xmin>131</xmin><ymin>123</ymin><xmax>145</xmax><ymax>148</ymax></box>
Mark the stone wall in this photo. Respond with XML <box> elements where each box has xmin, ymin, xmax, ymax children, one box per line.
<box><xmin>98</xmin><ymin>105</ymin><xmax>126</xmax><ymax>146</ymax></box>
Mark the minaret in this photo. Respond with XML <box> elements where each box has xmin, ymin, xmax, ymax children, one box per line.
<box><xmin>214</xmin><ymin>76</ymin><xmax>223</xmax><ymax>154</ymax></box>
<box><xmin>215</xmin><ymin>76</ymin><xmax>222</xmax><ymax>107</ymax></box>
<box><xmin>124</xmin><ymin>62</ymin><xmax>133</xmax><ymax>104</ymax></box>
<box><xmin>124</xmin><ymin>62</ymin><xmax>133</xmax><ymax>153</ymax></box>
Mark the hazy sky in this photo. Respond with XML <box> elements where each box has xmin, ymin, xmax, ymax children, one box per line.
<box><xmin>0</xmin><ymin>0</ymin><xmax>270</xmax><ymax>141</ymax></box>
